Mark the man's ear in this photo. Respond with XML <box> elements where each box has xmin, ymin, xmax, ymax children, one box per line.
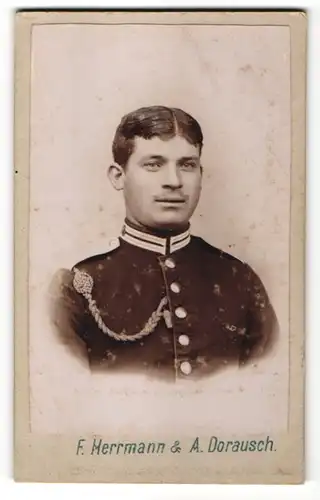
<box><xmin>108</xmin><ymin>163</ymin><xmax>125</xmax><ymax>191</ymax></box>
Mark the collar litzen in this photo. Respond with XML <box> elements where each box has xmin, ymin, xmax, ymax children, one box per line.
<box><xmin>120</xmin><ymin>221</ymin><xmax>191</xmax><ymax>255</ymax></box>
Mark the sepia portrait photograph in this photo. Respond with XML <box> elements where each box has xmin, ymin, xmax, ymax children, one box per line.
<box><xmin>14</xmin><ymin>10</ymin><xmax>306</xmax><ymax>484</ymax></box>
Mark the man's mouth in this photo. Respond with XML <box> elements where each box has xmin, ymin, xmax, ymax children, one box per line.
<box><xmin>155</xmin><ymin>198</ymin><xmax>186</xmax><ymax>204</ymax></box>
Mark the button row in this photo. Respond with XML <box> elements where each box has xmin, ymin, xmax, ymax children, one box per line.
<box><xmin>165</xmin><ymin>259</ymin><xmax>181</xmax><ymax>299</ymax></box>
<box><xmin>164</xmin><ymin>257</ymin><xmax>192</xmax><ymax>376</ymax></box>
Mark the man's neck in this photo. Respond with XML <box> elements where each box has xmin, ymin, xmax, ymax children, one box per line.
<box><xmin>124</xmin><ymin>217</ymin><xmax>190</xmax><ymax>238</ymax></box>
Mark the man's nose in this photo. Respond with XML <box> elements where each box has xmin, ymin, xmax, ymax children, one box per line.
<box><xmin>162</xmin><ymin>163</ymin><xmax>183</xmax><ymax>189</ymax></box>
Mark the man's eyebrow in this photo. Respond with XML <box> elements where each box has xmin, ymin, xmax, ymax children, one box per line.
<box><xmin>177</xmin><ymin>156</ymin><xmax>200</xmax><ymax>163</ymax></box>
<box><xmin>140</xmin><ymin>155</ymin><xmax>166</xmax><ymax>161</ymax></box>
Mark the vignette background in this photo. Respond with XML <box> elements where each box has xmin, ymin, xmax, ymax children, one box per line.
<box><xmin>29</xmin><ymin>23</ymin><xmax>290</xmax><ymax>434</ymax></box>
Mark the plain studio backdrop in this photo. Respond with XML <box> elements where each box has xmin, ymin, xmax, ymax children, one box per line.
<box><xmin>29</xmin><ymin>23</ymin><xmax>290</xmax><ymax>434</ymax></box>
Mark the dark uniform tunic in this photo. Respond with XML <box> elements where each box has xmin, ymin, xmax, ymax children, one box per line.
<box><xmin>51</xmin><ymin>221</ymin><xmax>278</xmax><ymax>381</ymax></box>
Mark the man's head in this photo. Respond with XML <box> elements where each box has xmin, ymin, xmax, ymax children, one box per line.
<box><xmin>108</xmin><ymin>106</ymin><xmax>203</xmax><ymax>231</ymax></box>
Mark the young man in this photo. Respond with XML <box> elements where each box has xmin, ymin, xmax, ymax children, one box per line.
<box><xmin>52</xmin><ymin>105</ymin><xmax>278</xmax><ymax>381</ymax></box>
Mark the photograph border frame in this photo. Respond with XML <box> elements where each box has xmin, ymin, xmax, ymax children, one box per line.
<box><xmin>14</xmin><ymin>9</ymin><xmax>307</xmax><ymax>484</ymax></box>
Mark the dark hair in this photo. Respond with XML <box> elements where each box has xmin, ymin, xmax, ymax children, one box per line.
<box><xmin>112</xmin><ymin>105</ymin><xmax>203</xmax><ymax>167</ymax></box>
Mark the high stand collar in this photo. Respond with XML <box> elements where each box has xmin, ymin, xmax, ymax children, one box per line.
<box><xmin>120</xmin><ymin>219</ymin><xmax>191</xmax><ymax>256</ymax></box>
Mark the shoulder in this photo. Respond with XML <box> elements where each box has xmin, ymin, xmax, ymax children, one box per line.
<box><xmin>190</xmin><ymin>235</ymin><xmax>246</xmax><ymax>266</ymax></box>
<box><xmin>190</xmin><ymin>236</ymin><xmax>273</xmax><ymax>306</ymax></box>
<box><xmin>69</xmin><ymin>237</ymin><xmax>122</xmax><ymax>298</ymax></box>
<box><xmin>190</xmin><ymin>235</ymin><xmax>264</xmax><ymax>283</ymax></box>
<box><xmin>71</xmin><ymin>237</ymin><xmax>121</xmax><ymax>272</ymax></box>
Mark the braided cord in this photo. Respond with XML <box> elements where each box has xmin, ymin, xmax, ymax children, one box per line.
<box><xmin>73</xmin><ymin>267</ymin><xmax>168</xmax><ymax>342</ymax></box>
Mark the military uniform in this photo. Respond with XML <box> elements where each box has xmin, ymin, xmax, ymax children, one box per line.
<box><xmin>52</xmin><ymin>220</ymin><xmax>278</xmax><ymax>381</ymax></box>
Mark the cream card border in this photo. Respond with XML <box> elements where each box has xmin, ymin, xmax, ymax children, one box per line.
<box><xmin>14</xmin><ymin>10</ymin><xmax>307</xmax><ymax>484</ymax></box>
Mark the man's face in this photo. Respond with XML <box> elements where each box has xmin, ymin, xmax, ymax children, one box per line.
<box><xmin>119</xmin><ymin>135</ymin><xmax>202</xmax><ymax>230</ymax></box>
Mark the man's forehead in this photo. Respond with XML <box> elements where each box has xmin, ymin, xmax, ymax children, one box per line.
<box><xmin>132</xmin><ymin>135</ymin><xmax>200</xmax><ymax>158</ymax></box>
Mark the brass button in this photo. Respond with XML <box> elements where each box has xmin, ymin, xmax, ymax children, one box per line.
<box><xmin>164</xmin><ymin>258</ymin><xmax>175</xmax><ymax>269</ymax></box>
<box><xmin>180</xmin><ymin>361</ymin><xmax>192</xmax><ymax>375</ymax></box>
<box><xmin>178</xmin><ymin>334</ymin><xmax>190</xmax><ymax>346</ymax></box>
<box><xmin>175</xmin><ymin>307</ymin><xmax>187</xmax><ymax>319</ymax></box>
<box><xmin>170</xmin><ymin>282</ymin><xmax>180</xmax><ymax>293</ymax></box>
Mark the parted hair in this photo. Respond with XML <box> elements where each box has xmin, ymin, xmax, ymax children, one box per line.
<box><xmin>112</xmin><ymin>105</ymin><xmax>203</xmax><ymax>167</ymax></box>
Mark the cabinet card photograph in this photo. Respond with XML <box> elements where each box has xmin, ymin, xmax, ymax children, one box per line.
<box><xmin>14</xmin><ymin>10</ymin><xmax>306</xmax><ymax>484</ymax></box>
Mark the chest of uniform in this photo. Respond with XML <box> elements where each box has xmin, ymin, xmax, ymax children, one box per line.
<box><xmin>89</xmin><ymin>252</ymin><xmax>248</xmax><ymax>347</ymax></box>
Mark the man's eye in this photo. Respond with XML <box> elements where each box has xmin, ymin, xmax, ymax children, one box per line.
<box><xmin>181</xmin><ymin>162</ymin><xmax>197</xmax><ymax>170</ymax></box>
<box><xmin>144</xmin><ymin>162</ymin><xmax>161</xmax><ymax>170</ymax></box>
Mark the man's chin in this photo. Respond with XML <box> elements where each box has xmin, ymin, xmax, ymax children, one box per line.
<box><xmin>148</xmin><ymin>217</ymin><xmax>189</xmax><ymax>231</ymax></box>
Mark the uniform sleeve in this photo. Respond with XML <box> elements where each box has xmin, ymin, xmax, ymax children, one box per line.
<box><xmin>240</xmin><ymin>264</ymin><xmax>279</xmax><ymax>365</ymax></box>
<box><xmin>48</xmin><ymin>268</ymin><xmax>91</xmax><ymax>362</ymax></box>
